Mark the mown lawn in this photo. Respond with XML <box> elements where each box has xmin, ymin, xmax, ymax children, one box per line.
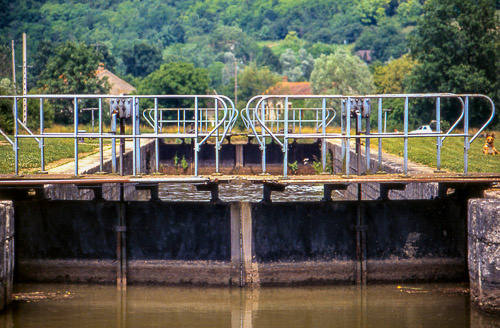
<box><xmin>372</xmin><ymin>134</ymin><xmax>500</xmax><ymax>173</ymax></box>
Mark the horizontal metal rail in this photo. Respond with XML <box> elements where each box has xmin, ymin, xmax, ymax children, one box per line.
<box><xmin>0</xmin><ymin>94</ymin><xmax>236</xmax><ymax>177</ymax></box>
<box><xmin>243</xmin><ymin>93</ymin><xmax>495</xmax><ymax>178</ymax></box>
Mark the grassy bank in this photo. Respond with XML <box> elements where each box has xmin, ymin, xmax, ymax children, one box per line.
<box><xmin>372</xmin><ymin>134</ymin><xmax>500</xmax><ymax>173</ymax></box>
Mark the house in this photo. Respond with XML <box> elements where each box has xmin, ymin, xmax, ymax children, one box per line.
<box><xmin>96</xmin><ymin>63</ymin><xmax>136</xmax><ymax>95</ymax></box>
<box><xmin>264</xmin><ymin>77</ymin><xmax>312</xmax><ymax>120</ymax></box>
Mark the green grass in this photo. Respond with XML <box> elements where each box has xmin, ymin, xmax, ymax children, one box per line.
<box><xmin>0</xmin><ymin>137</ymin><xmax>103</xmax><ymax>174</ymax></box>
<box><xmin>372</xmin><ymin>135</ymin><xmax>500</xmax><ymax>173</ymax></box>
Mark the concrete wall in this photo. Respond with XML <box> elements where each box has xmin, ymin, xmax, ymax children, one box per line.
<box><xmin>468</xmin><ymin>190</ymin><xmax>500</xmax><ymax>315</ymax></box>
<box><xmin>327</xmin><ymin>141</ymin><xmax>439</xmax><ymax>200</ymax></box>
<box><xmin>14</xmin><ymin>197</ymin><xmax>467</xmax><ymax>286</ymax></box>
<box><xmin>0</xmin><ymin>202</ymin><xmax>14</xmax><ymax>311</ymax></box>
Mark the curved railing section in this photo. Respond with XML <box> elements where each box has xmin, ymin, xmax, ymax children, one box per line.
<box><xmin>243</xmin><ymin>94</ymin><xmax>495</xmax><ymax>177</ymax></box>
<box><xmin>0</xmin><ymin>94</ymin><xmax>237</xmax><ymax>176</ymax></box>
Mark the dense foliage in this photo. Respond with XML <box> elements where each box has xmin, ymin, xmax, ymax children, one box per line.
<box><xmin>0</xmin><ymin>0</ymin><xmax>498</xmax><ymax>129</ymax></box>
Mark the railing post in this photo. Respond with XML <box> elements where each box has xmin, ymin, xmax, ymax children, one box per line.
<box><xmin>377</xmin><ymin>98</ymin><xmax>383</xmax><ymax>172</ymax></box>
<box><xmin>321</xmin><ymin>98</ymin><xmax>327</xmax><ymax>173</ymax></box>
<box><xmin>365</xmin><ymin>99</ymin><xmax>370</xmax><ymax>174</ymax></box>
<box><xmin>403</xmin><ymin>96</ymin><xmax>408</xmax><ymax>176</ymax></box>
<box><xmin>111</xmin><ymin>114</ymin><xmax>117</xmax><ymax>174</ymax></box>
<box><xmin>135</xmin><ymin>98</ymin><xmax>141</xmax><ymax>175</ymax></box>
<box><xmin>98</xmin><ymin>98</ymin><xmax>103</xmax><ymax>172</ymax></box>
<box><xmin>40</xmin><ymin>98</ymin><xmax>45</xmax><ymax>173</ymax></box>
<box><xmin>215</xmin><ymin>99</ymin><xmax>220</xmax><ymax>173</ymax></box>
<box><xmin>194</xmin><ymin>97</ymin><xmax>199</xmax><ymax>176</ymax></box>
<box><xmin>132</xmin><ymin>97</ymin><xmax>137</xmax><ymax>176</ymax></box>
<box><xmin>283</xmin><ymin>97</ymin><xmax>289</xmax><ymax>178</ymax></box>
<box><xmin>346</xmin><ymin>97</ymin><xmax>351</xmax><ymax>177</ymax></box>
<box><xmin>261</xmin><ymin>101</ymin><xmax>266</xmax><ymax>174</ymax></box>
<box><xmin>154</xmin><ymin>98</ymin><xmax>159</xmax><ymax>173</ymax></box>
<box><xmin>436</xmin><ymin>97</ymin><xmax>441</xmax><ymax>172</ymax></box>
<box><xmin>14</xmin><ymin>98</ymin><xmax>18</xmax><ymax>176</ymax></box>
<box><xmin>464</xmin><ymin>96</ymin><xmax>469</xmax><ymax>175</ymax></box>
<box><xmin>74</xmin><ymin>97</ymin><xmax>79</xmax><ymax>176</ymax></box>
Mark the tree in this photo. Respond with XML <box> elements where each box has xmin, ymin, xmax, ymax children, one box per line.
<box><xmin>407</xmin><ymin>0</ymin><xmax>499</xmax><ymax>126</ymax></box>
<box><xmin>298</xmin><ymin>48</ymin><xmax>314</xmax><ymax>80</ymax></box>
<box><xmin>355</xmin><ymin>21</ymin><xmax>407</xmax><ymax>62</ymax></box>
<box><xmin>373</xmin><ymin>55</ymin><xmax>418</xmax><ymax>126</ymax></box>
<box><xmin>257</xmin><ymin>47</ymin><xmax>281</xmax><ymax>73</ymax></box>
<box><xmin>37</xmin><ymin>41</ymin><xmax>109</xmax><ymax>124</ymax></box>
<box><xmin>137</xmin><ymin>62</ymin><xmax>209</xmax><ymax>108</ymax></box>
<box><xmin>310</xmin><ymin>49</ymin><xmax>375</xmax><ymax>95</ymax></box>
<box><xmin>236</xmin><ymin>64</ymin><xmax>280</xmax><ymax>109</ymax></box>
<box><xmin>121</xmin><ymin>42</ymin><xmax>162</xmax><ymax>78</ymax></box>
<box><xmin>280</xmin><ymin>49</ymin><xmax>303</xmax><ymax>82</ymax></box>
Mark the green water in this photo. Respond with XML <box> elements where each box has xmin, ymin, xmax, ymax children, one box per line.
<box><xmin>1</xmin><ymin>283</ymin><xmax>498</xmax><ymax>328</ymax></box>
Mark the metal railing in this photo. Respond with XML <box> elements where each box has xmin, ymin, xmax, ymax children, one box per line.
<box><xmin>243</xmin><ymin>94</ymin><xmax>496</xmax><ymax>178</ymax></box>
<box><xmin>0</xmin><ymin>94</ymin><xmax>237</xmax><ymax>176</ymax></box>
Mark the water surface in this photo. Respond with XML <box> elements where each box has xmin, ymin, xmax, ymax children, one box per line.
<box><xmin>2</xmin><ymin>283</ymin><xmax>497</xmax><ymax>328</ymax></box>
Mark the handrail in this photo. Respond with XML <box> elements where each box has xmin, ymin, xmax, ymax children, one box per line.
<box><xmin>242</xmin><ymin>93</ymin><xmax>496</xmax><ymax>177</ymax></box>
<box><xmin>0</xmin><ymin>94</ymin><xmax>236</xmax><ymax>177</ymax></box>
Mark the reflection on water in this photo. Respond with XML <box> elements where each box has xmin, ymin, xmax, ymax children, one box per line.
<box><xmin>2</xmin><ymin>284</ymin><xmax>498</xmax><ymax>328</ymax></box>
<box><xmin>158</xmin><ymin>182</ymin><xmax>340</xmax><ymax>202</ymax></box>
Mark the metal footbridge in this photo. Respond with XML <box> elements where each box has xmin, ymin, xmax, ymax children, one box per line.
<box><xmin>0</xmin><ymin>93</ymin><xmax>498</xmax><ymax>200</ymax></box>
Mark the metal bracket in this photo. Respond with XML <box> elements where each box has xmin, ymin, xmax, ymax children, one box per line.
<box><xmin>379</xmin><ymin>183</ymin><xmax>407</xmax><ymax>200</ymax></box>
<box><xmin>262</xmin><ymin>182</ymin><xmax>286</xmax><ymax>203</ymax></box>
<box><xmin>322</xmin><ymin>184</ymin><xmax>349</xmax><ymax>202</ymax></box>
<box><xmin>134</xmin><ymin>183</ymin><xmax>159</xmax><ymax>201</ymax></box>
<box><xmin>195</xmin><ymin>182</ymin><xmax>220</xmax><ymax>202</ymax></box>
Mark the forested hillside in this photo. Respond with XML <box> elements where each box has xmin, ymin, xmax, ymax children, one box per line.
<box><xmin>0</xmin><ymin>0</ymin><xmax>498</xmax><ymax>128</ymax></box>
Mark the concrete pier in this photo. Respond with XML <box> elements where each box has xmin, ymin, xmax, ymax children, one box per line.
<box><xmin>468</xmin><ymin>192</ymin><xmax>500</xmax><ymax>315</ymax></box>
<box><xmin>0</xmin><ymin>201</ymin><xmax>14</xmax><ymax>311</ymax></box>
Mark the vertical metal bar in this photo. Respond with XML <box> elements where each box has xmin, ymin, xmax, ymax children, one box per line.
<box><xmin>365</xmin><ymin>106</ymin><xmax>370</xmax><ymax>174</ymax></box>
<box><xmin>154</xmin><ymin>98</ymin><xmax>159</xmax><ymax>173</ymax></box>
<box><xmin>194</xmin><ymin>97</ymin><xmax>199</xmax><ymax>176</ymax></box>
<box><xmin>111</xmin><ymin>114</ymin><xmax>117</xmax><ymax>173</ymax></box>
<box><xmin>135</xmin><ymin>98</ymin><xmax>141</xmax><ymax>174</ymax></box>
<box><xmin>74</xmin><ymin>97</ymin><xmax>78</xmax><ymax>176</ymax></box>
<box><xmin>40</xmin><ymin>98</ymin><xmax>45</xmax><ymax>172</ymax></box>
<box><xmin>346</xmin><ymin>98</ymin><xmax>351</xmax><ymax>177</ymax></box>
<box><xmin>261</xmin><ymin>101</ymin><xmax>266</xmax><ymax>174</ymax></box>
<box><xmin>404</xmin><ymin>97</ymin><xmax>409</xmax><ymax>176</ymax></box>
<box><xmin>377</xmin><ymin>98</ymin><xmax>382</xmax><ymax>172</ymax></box>
<box><xmin>321</xmin><ymin>98</ymin><xmax>327</xmax><ymax>173</ymax></box>
<box><xmin>464</xmin><ymin>96</ymin><xmax>469</xmax><ymax>175</ymax></box>
<box><xmin>132</xmin><ymin>97</ymin><xmax>137</xmax><ymax>176</ymax></box>
<box><xmin>177</xmin><ymin>109</ymin><xmax>181</xmax><ymax>133</ymax></box>
<box><xmin>293</xmin><ymin>108</ymin><xmax>296</xmax><ymax>133</ymax></box>
<box><xmin>299</xmin><ymin>109</ymin><xmax>302</xmax><ymax>133</ymax></box>
<box><xmin>341</xmin><ymin>100</ymin><xmax>346</xmax><ymax>173</ymax></box>
<box><xmin>436</xmin><ymin>97</ymin><xmax>441</xmax><ymax>171</ymax></box>
<box><xmin>99</xmin><ymin>98</ymin><xmax>103</xmax><ymax>172</ymax></box>
<box><xmin>22</xmin><ymin>33</ymin><xmax>27</xmax><ymax>125</ymax></box>
<box><xmin>91</xmin><ymin>109</ymin><xmax>95</xmax><ymax>133</ymax></box>
<box><xmin>14</xmin><ymin>98</ymin><xmax>18</xmax><ymax>176</ymax></box>
<box><xmin>183</xmin><ymin>109</ymin><xmax>186</xmax><ymax>133</ymax></box>
<box><xmin>315</xmin><ymin>109</ymin><xmax>319</xmax><ymax>133</ymax></box>
<box><xmin>283</xmin><ymin>97</ymin><xmax>289</xmax><ymax>178</ymax></box>
<box><xmin>215</xmin><ymin>100</ymin><xmax>220</xmax><ymax>173</ymax></box>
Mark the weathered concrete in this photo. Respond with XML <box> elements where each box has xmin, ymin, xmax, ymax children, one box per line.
<box><xmin>468</xmin><ymin>193</ymin><xmax>500</xmax><ymax>315</ymax></box>
<box><xmin>14</xmin><ymin>197</ymin><xmax>468</xmax><ymax>286</ymax></box>
<box><xmin>327</xmin><ymin>140</ymin><xmax>439</xmax><ymax>200</ymax></box>
<box><xmin>0</xmin><ymin>201</ymin><xmax>14</xmax><ymax>311</ymax></box>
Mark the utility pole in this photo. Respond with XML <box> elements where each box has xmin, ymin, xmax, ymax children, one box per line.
<box><xmin>22</xmin><ymin>33</ymin><xmax>27</xmax><ymax>125</ymax></box>
<box><xmin>11</xmin><ymin>40</ymin><xmax>16</xmax><ymax>95</ymax></box>
<box><xmin>234</xmin><ymin>57</ymin><xmax>238</xmax><ymax>105</ymax></box>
